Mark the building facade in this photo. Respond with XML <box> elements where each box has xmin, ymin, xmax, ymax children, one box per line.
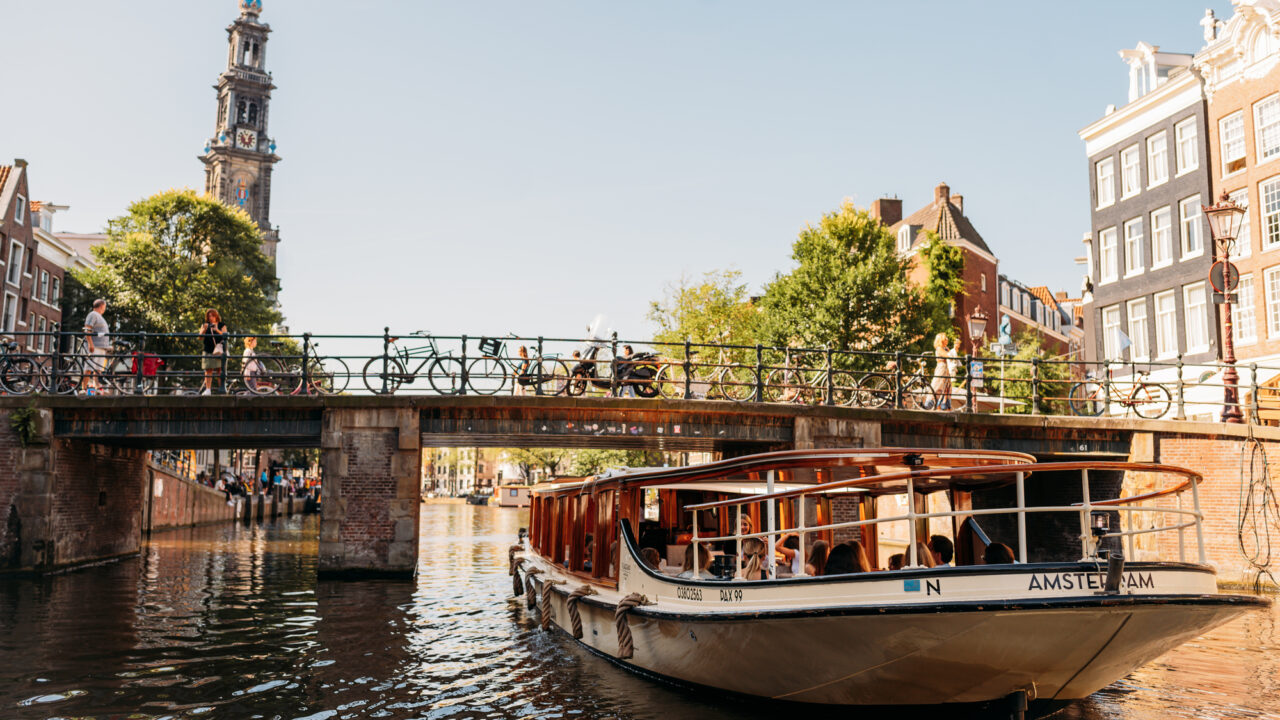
<box><xmin>996</xmin><ymin>277</ymin><xmax>1072</xmax><ymax>356</ymax></box>
<box><xmin>200</xmin><ymin>0</ymin><xmax>282</xmax><ymax>277</ymax></box>
<box><xmin>1195</xmin><ymin>1</ymin><xmax>1280</xmax><ymax>368</ymax></box>
<box><xmin>0</xmin><ymin>161</ymin><xmax>64</xmax><ymax>350</ymax></box>
<box><xmin>1079</xmin><ymin>42</ymin><xmax>1217</xmax><ymax>373</ymax></box>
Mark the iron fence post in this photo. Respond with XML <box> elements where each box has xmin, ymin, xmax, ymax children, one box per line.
<box><xmin>381</xmin><ymin>326</ymin><xmax>390</xmax><ymax>395</ymax></box>
<box><xmin>535</xmin><ymin>336</ymin><xmax>544</xmax><ymax>396</ymax></box>
<box><xmin>824</xmin><ymin>346</ymin><xmax>834</xmax><ymax>406</ymax></box>
<box><xmin>894</xmin><ymin>351</ymin><xmax>904</xmax><ymax>409</ymax></box>
<box><xmin>460</xmin><ymin>335</ymin><xmax>470</xmax><ymax>396</ymax></box>
<box><xmin>136</xmin><ymin>330</ymin><xmax>146</xmax><ymax>394</ymax></box>
<box><xmin>965</xmin><ymin>353</ymin><xmax>974</xmax><ymax>413</ymax></box>
<box><xmin>1250</xmin><ymin>362</ymin><xmax>1260</xmax><ymax>424</ymax></box>
<box><xmin>51</xmin><ymin>330</ymin><xmax>62</xmax><ymax>394</ymax></box>
<box><xmin>755</xmin><ymin>344</ymin><xmax>764</xmax><ymax>403</ymax></box>
<box><xmin>302</xmin><ymin>333</ymin><xmax>312</xmax><ymax>394</ymax></box>
<box><xmin>1031</xmin><ymin>357</ymin><xmax>1041</xmax><ymax>415</ymax></box>
<box><xmin>683</xmin><ymin>340</ymin><xmax>693</xmax><ymax>400</ymax></box>
<box><xmin>1175</xmin><ymin>353</ymin><xmax>1186</xmax><ymax>420</ymax></box>
<box><xmin>610</xmin><ymin>331</ymin><xmax>620</xmax><ymax>397</ymax></box>
<box><xmin>1102</xmin><ymin>361</ymin><xmax>1112</xmax><ymax>415</ymax></box>
<box><xmin>219</xmin><ymin>329</ymin><xmax>229</xmax><ymax>394</ymax></box>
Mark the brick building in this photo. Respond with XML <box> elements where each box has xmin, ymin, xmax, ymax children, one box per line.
<box><xmin>0</xmin><ymin>160</ymin><xmax>64</xmax><ymax>351</ymax></box>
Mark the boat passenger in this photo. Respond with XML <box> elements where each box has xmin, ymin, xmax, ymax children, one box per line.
<box><xmin>677</xmin><ymin>542</ymin><xmax>714</xmax><ymax>579</ymax></box>
<box><xmin>928</xmin><ymin>535</ymin><xmax>954</xmax><ymax>567</ymax></box>
<box><xmin>640</xmin><ymin>547</ymin><xmax>662</xmax><ymax>571</ymax></box>
<box><xmin>823</xmin><ymin>541</ymin><xmax>872</xmax><ymax>575</ymax></box>
<box><xmin>738</xmin><ymin>538</ymin><xmax>768</xmax><ymax>580</ymax></box>
<box><xmin>583</xmin><ymin>535</ymin><xmax>594</xmax><ymax>572</ymax></box>
<box><xmin>804</xmin><ymin>540</ymin><xmax>829</xmax><ymax>576</ymax></box>
<box><xmin>913</xmin><ymin>542</ymin><xmax>937</xmax><ymax>568</ymax></box>
<box><xmin>776</xmin><ymin>533</ymin><xmax>802</xmax><ymax>575</ymax></box>
<box><xmin>983</xmin><ymin>542</ymin><xmax>1016</xmax><ymax>564</ymax></box>
<box><xmin>887</xmin><ymin>553</ymin><xmax>906</xmax><ymax>571</ymax></box>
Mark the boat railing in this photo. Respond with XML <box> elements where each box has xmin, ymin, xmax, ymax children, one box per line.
<box><xmin>683</xmin><ymin>461</ymin><xmax>1206</xmax><ymax>580</ymax></box>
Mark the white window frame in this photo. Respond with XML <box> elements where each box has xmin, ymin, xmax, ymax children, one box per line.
<box><xmin>1123</xmin><ymin>217</ymin><xmax>1144</xmax><ymax>276</ymax></box>
<box><xmin>1151</xmin><ymin>206</ymin><xmax>1173</xmax><ymax>267</ymax></box>
<box><xmin>1237</xmin><ymin>273</ymin><xmax>1258</xmax><ymax>345</ymax></box>
<box><xmin>50</xmin><ymin>277</ymin><xmax>60</xmax><ymax>305</ymax></box>
<box><xmin>1229</xmin><ymin>188</ymin><xmax>1252</xmax><ymax>258</ymax></box>
<box><xmin>1099</xmin><ymin>226</ymin><xmax>1119</xmax><ymax>283</ymax></box>
<box><xmin>1255</xmin><ymin>93</ymin><xmax>1280</xmax><ymax>162</ymax></box>
<box><xmin>1183</xmin><ymin>282</ymin><xmax>1209</xmax><ymax>354</ymax></box>
<box><xmin>38</xmin><ymin>270</ymin><xmax>48</xmax><ymax>303</ymax></box>
<box><xmin>1120</xmin><ymin>145</ymin><xmax>1141</xmax><ymax>198</ymax></box>
<box><xmin>1262</xmin><ymin>176</ymin><xmax>1280</xmax><ymax>250</ymax></box>
<box><xmin>896</xmin><ymin>225</ymin><xmax>912</xmax><ymax>253</ymax></box>
<box><xmin>1175</xmin><ymin>117</ymin><xmax>1199</xmax><ymax>175</ymax></box>
<box><xmin>1</xmin><ymin>293</ymin><xmax>16</xmax><ymax>334</ymax></box>
<box><xmin>1126</xmin><ymin>298</ymin><xmax>1150</xmax><ymax>361</ymax></box>
<box><xmin>1096</xmin><ymin>158</ymin><xmax>1116</xmax><ymax>208</ymax></box>
<box><xmin>1102</xmin><ymin>305</ymin><xmax>1122</xmax><ymax>361</ymax></box>
<box><xmin>1180</xmin><ymin>195</ymin><xmax>1204</xmax><ymax>259</ymax></box>
<box><xmin>5</xmin><ymin>241</ymin><xmax>22</xmax><ymax>287</ymax></box>
<box><xmin>13</xmin><ymin>196</ymin><xmax>24</xmax><ymax>226</ymax></box>
<box><xmin>1154</xmin><ymin>290</ymin><xmax>1177</xmax><ymax>359</ymax></box>
<box><xmin>1267</xmin><ymin>266</ymin><xmax>1280</xmax><ymax>338</ymax></box>
<box><xmin>1147</xmin><ymin>131</ymin><xmax>1168</xmax><ymax>188</ymax></box>
<box><xmin>1221</xmin><ymin>111</ymin><xmax>1246</xmax><ymax>177</ymax></box>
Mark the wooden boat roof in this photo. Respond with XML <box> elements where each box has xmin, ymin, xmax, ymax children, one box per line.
<box><xmin>530</xmin><ymin>448</ymin><xmax>1038</xmax><ymax>498</ymax></box>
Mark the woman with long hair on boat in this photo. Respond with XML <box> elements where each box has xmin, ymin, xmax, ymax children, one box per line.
<box><xmin>776</xmin><ymin>533</ymin><xmax>802</xmax><ymax>576</ymax></box>
<box><xmin>914</xmin><ymin>541</ymin><xmax>937</xmax><ymax>568</ymax></box>
<box><xmin>804</xmin><ymin>540</ymin><xmax>829</xmax><ymax>576</ymax></box>
<box><xmin>823</xmin><ymin>541</ymin><xmax>872</xmax><ymax>575</ymax></box>
<box><xmin>737</xmin><ymin>538</ymin><xmax>768</xmax><ymax>580</ymax></box>
<box><xmin>848</xmin><ymin>540</ymin><xmax>874</xmax><ymax>572</ymax></box>
<box><xmin>678</xmin><ymin>542</ymin><xmax>714</xmax><ymax>579</ymax></box>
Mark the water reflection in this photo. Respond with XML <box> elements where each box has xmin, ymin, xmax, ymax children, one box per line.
<box><xmin>0</xmin><ymin>504</ymin><xmax>1274</xmax><ymax>719</ymax></box>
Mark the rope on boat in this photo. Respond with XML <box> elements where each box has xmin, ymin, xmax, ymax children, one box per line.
<box><xmin>566</xmin><ymin>584</ymin><xmax>597</xmax><ymax>639</ymax></box>
<box><xmin>538</xmin><ymin>579</ymin><xmax>564</xmax><ymax>630</ymax></box>
<box><xmin>524</xmin><ymin>568</ymin><xmax>542</xmax><ymax>610</ymax></box>
<box><xmin>614</xmin><ymin>593</ymin><xmax>649</xmax><ymax>660</ymax></box>
<box><xmin>508</xmin><ymin>544</ymin><xmax>524</xmax><ymax>576</ymax></box>
<box><xmin>511</xmin><ymin>556</ymin><xmax>526</xmax><ymax>596</ymax></box>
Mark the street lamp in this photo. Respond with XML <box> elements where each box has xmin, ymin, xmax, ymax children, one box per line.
<box><xmin>967</xmin><ymin>306</ymin><xmax>989</xmax><ymax>355</ymax></box>
<box><xmin>1203</xmin><ymin>191</ymin><xmax>1247</xmax><ymax>424</ymax></box>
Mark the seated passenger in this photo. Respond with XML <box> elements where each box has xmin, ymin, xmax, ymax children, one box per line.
<box><xmin>582</xmin><ymin>535</ymin><xmax>594</xmax><ymax>572</ymax></box>
<box><xmin>823</xmin><ymin>541</ymin><xmax>872</xmax><ymax>575</ymax></box>
<box><xmin>737</xmin><ymin>538</ymin><xmax>768</xmax><ymax>580</ymax></box>
<box><xmin>887</xmin><ymin>553</ymin><xmax>906</xmax><ymax>571</ymax></box>
<box><xmin>776</xmin><ymin>533</ymin><xmax>802</xmax><ymax>575</ymax></box>
<box><xmin>913</xmin><ymin>541</ymin><xmax>936</xmax><ymax>568</ymax></box>
<box><xmin>677</xmin><ymin>542</ymin><xmax>714</xmax><ymax>579</ymax></box>
<box><xmin>804</xmin><ymin>540</ymin><xmax>829</xmax><ymax>576</ymax></box>
<box><xmin>983</xmin><ymin>542</ymin><xmax>1016</xmax><ymax>565</ymax></box>
<box><xmin>929</xmin><ymin>534</ymin><xmax>954</xmax><ymax>567</ymax></box>
<box><xmin>640</xmin><ymin>547</ymin><xmax>662</xmax><ymax>571</ymax></box>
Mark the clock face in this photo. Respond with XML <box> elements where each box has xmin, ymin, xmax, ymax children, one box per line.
<box><xmin>236</xmin><ymin>130</ymin><xmax>258</xmax><ymax>150</ymax></box>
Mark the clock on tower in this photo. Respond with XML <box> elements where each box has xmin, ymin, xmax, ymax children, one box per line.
<box><xmin>236</xmin><ymin>129</ymin><xmax>258</xmax><ymax>150</ymax></box>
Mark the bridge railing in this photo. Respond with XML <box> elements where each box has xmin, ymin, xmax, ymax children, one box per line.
<box><xmin>0</xmin><ymin>329</ymin><xmax>1271</xmax><ymax>423</ymax></box>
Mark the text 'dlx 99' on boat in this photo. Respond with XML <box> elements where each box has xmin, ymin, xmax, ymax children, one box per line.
<box><xmin>509</xmin><ymin>448</ymin><xmax>1268</xmax><ymax>718</ymax></box>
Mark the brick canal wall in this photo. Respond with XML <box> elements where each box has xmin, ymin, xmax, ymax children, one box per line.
<box><xmin>144</xmin><ymin>464</ymin><xmax>237</xmax><ymax>532</ymax></box>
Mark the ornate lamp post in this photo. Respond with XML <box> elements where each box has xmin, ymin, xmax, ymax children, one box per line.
<box><xmin>966</xmin><ymin>306</ymin><xmax>989</xmax><ymax>355</ymax></box>
<box><xmin>1203</xmin><ymin>192</ymin><xmax>1247</xmax><ymax>423</ymax></box>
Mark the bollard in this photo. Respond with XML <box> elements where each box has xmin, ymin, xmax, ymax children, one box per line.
<box><xmin>255</xmin><ymin>493</ymin><xmax>265</xmax><ymax>521</ymax></box>
<box><xmin>271</xmin><ymin>492</ymin><xmax>279</xmax><ymax>518</ymax></box>
<box><xmin>242</xmin><ymin>494</ymin><xmax>252</xmax><ymax>524</ymax></box>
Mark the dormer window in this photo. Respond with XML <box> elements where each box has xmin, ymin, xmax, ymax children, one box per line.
<box><xmin>896</xmin><ymin>225</ymin><xmax>913</xmax><ymax>253</ymax></box>
<box><xmin>14</xmin><ymin>196</ymin><xmax>24</xmax><ymax>226</ymax></box>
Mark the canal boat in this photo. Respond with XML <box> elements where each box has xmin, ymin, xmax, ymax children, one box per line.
<box><xmin>496</xmin><ymin>484</ymin><xmax>532</xmax><ymax>508</ymax></box>
<box><xmin>510</xmin><ymin>448</ymin><xmax>1268</xmax><ymax>717</ymax></box>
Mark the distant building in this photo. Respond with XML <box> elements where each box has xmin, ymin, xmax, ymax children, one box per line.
<box><xmin>1078</xmin><ymin>39</ymin><xmax>1215</xmax><ymax>372</ymax></box>
<box><xmin>996</xmin><ymin>277</ymin><xmax>1071</xmax><ymax>355</ymax></box>
<box><xmin>0</xmin><ymin>160</ymin><xmax>64</xmax><ymax>350</ymax></box>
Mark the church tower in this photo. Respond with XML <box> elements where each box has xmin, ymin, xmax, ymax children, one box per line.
<box><xmin>200</xmin><ymin>0</ymin><xmax>282</xmax><ymax>268</ymax></box>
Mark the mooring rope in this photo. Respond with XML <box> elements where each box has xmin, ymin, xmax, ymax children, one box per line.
<box><xmin>566</xmin><ymin>584</ymin><xmax>597</xmax><ymax>639</ymax></box>
<box><xmin>508</xmin><ymin>544</ymin><xmax>524</xmax><ymax>576</ymax></box>
<box><xmin>523</xmin><ymin>568</ymin><xmax>543</xmax><ymax>610</ymax></box>
<box><xmin>538</xmin><ymin>579</ymin><xmax>564</xmax><ymax>630</ymax></box>
<box><xmin>511</xmin><ymin>556</ymin><xmax>526</xmax><ymax>596</ymax></box>
<box><xmin>1239</xmin><ymin>424</ymin><xmax>1280</xmax><ymax>592</ymax></box>
<box><xmin>614</xmin><ymin>592</ymin><xmax>649</xmax><ymax>659</ymax></box>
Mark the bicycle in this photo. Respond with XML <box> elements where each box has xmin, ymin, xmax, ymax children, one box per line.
<box><xmin>48</xmin><ymin>339</ymin><xmax>145</xmax><ymax>396</ymax></box>
<box><xmin>1068</xmin><ymin>365</ymin><xmax>1171</xmax><ymax>419</ymax></box>
<box><xmin>245</xmin><ymin>340</ymin><xmax>350</xmax><ymax>396</ymax></box>
<box><xmin>463</xmin><ymin>336</ymin><xmax>569</xmax><ymax>396</ymax></box>
<box><xmin>361</xmin><ymin>331</ymin><xmax>461</xmax><ymax>395</ymax></box>
<box><xmin>762</xmin><ymin>348</ymin><xmax>857</xmax><ymax>406</ymax></box>
<box><xmin>654</xmin><ymin>345</ymin><xmax>756</xmax><ymax>402</ymax></box>
<box><xmin>855</xmin><ymin>358</ymin><xmax>955</xmax><ymax>410</ymax></box>
<box><xmin>0</xmin><ymin>341</ymin><xmax>41</xmax><ymax>395</ymax></box>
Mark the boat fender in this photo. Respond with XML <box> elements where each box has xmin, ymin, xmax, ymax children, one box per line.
<box><xmin>539</xmin><ymin>579</ymin><xmax>564</xmax><ymax>630</ymax></box>
<box><xmin>511</xmin><ymin>557</ymin><xmax>526</xmax><ymax>597</ymax></box>
<box><xmin>614</xmin><ymin>593</ymin><xmax>650</xmax><ymax>660</ymax></box>
<box><xmin>524</xmin><ymin>568</ymin><xmax>543</xmax><ymax>610</ymax></box>
<box><xmin>567</xmin><ymin>585</ymin><xmax>597</xmax><ymax>638</ymax></box>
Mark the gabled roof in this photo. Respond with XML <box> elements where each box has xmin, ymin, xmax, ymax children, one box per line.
<box><xmin>0</xmin><ymin>164</ymin><xmax>20</xmax><ymax>221</ymax></box>
<box><xmin>0</xmin><ymin>166</ymin><xmax>12</xmax><ymax>194</ymax></box>
<box><xmin>1028</xmin><ymin>286</ymin><xmax>1057</xmax><ymax>308</ymax></box>
<box><xmin>889</xmin><ymin>184</ymin><xmax>994</xmax><ymax>257</ymax></box>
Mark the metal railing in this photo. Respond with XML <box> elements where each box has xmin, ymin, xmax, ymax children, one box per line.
<box><xmin>0</xmin><ymin>328</ymin><xmax>1272</xmax><ymax>422</ymax></box>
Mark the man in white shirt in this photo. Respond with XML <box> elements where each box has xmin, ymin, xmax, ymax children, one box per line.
<box><xmin>82</xmin><ymin>299</ymin><xmax>111</xmax><ymax>393</ymax></box>
<box><xmin>929</xmin><ymin>534</ymin><xmax>954</xmax><ymax>568</ymax></box>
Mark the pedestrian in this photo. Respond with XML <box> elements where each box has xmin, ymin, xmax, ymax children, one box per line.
<box><xmin>241</xmin><ymin>336</ymin><xmax>264</xmax><ymax>394</ymax></box>
<box><xmin>82</xmin><ymin>299</ymin><xmax>111</xmax><ymax>394</ymax></box>
<box><xmin>199</xmin><ymin>309</ymin><xmax>228</xmax><ymax>396</ymax></box>
<box><xmin>619</xmin><ymin>344</ymin><xmax>637</xmax><ymax>397</ymax></box>
<box><xmin>931</xmin><ymin>333</ymin><xmax>957</xmax><ymax>410</ymax></box>
<box><xmin>513</xmin><ymin>346</ymin><xmax>531</xmax><ymax>396</ymax></box>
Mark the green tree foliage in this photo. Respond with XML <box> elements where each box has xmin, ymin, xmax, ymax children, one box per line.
<box><xmin>502</xmin><ymin>448</ymin><xmax>572</xmax><ymax>481</ymax></box>
<box><xmin>648</xmin><ymin>269</ymin><xmax>761</xmax><ymax>358</ymax></box>
<box><xmin>918</xmin><ymin>230</ymin><xmax>966</xmax><ymax>342</ymax></box>
<box><xmin>757</xmin><ymin>201</ymin><xmax>933</xmax><ymax>370</ymax></box>
<box><xmin>71</xmin><ymin>189</ymin><xmax>280</xmax><ymax>347</ymax></box>
<box><xmin>988</xmin><ymin>330</ymin><xmax>1071</xmax><ymax>414</ymax></box>
<box><xmin>569</xmin><ymin>449</ymin><xmax>666</xmax><ymax>476</ymax></box>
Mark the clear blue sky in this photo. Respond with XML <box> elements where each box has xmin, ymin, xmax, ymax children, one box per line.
<box><xmin>2</xmin><ymin>0</ymin><xmax>1228</xmax><ymax>341</ymax></box>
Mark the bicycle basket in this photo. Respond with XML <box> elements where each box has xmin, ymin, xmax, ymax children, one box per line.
<box><xmin>478</xmin><ymin>337</ymin><xmax>504</xmax><ymax>357</ymax></box>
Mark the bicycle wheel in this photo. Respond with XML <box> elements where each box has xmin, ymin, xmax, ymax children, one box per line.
<box><xmin>428</xmin><ymin>356</ymin><xmax>465</xmax><ymax>395</ymax></box>
<box><xmin>362</xmin><ymin>356</ymin><xmax>407</xmax><ymax>394</ymax></box>
<box><xmin>762</xmin><ymin>368</ymin><xmax>792</xmax><ymax>403</ymax></box>
<box><xmin>654</xmin><ymin>363</ymin><xmax>691</xmax><ymax>399</ymax></box>
<box><xmin>466</xmin><ymin>357</ymin><xmax>507</xmax><ymax>395</ymax></box>
<box><xmin>247</xmin><ymin>357</ymin><xmax>292</xmax><ymax>396</ymax></box>
<box><xmin>307</xmin><ymin>357</ymin><xmax>349</xmax><ymax>395</ymax></box>
<box><xmin>901</xmin><ymin>378</ymin><xmax>934</xmax><ymax>410</ymax></box>
<box><xmin>717</xmin><ymin>365</ymin><xmax>758</xmax><ymax>402</ymax></box>
<box><xmin>532</xmin><ymin>359</ymin><xmax>570</xmax><ymax>396</ymax></box>
<box><xmin>1068</xmin><ymin>382</ymin><xmax>1104</xmax><ymax>416</ymax></box>
<box><xmin>830</xmin><ymin>370</ymin><xmax>858</xmax><ymax>407</ymax></box>
<box><xmin>1</xmin><ymin>357</ymin><xmax>39</xmax><ymax>395</ymax></box>
<box><xmin>855</xmin><ymin>373</ymin><xmax>893</xmax><ymax>408</ymax></box>
<box><xmin>48</xmin><ymin>356</ymin><xmax>81</xmax><ymax>395</ymax></box>
<box><xmin>1131</xmin><ymin>383</ymin><xmax>1172</xmax><ymax>419</ymax></box>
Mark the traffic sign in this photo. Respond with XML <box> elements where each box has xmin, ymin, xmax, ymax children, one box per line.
<box><xmin>1211</xmin><ymin>261</ymin><xmax>1240</xmax><ymax>293</ymax></box>
<box><xmin>1213</xmin><ymin>292</ymin><xmax>1240</xmax><ymax>304</ymax></box>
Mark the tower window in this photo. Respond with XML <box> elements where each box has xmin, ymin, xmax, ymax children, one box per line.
<box><xmin>248</xmin><ymin>102</ymin><xmax>258</xmax><ymax>126</ymax></box>
<box><xmin>237</xmin><ymin>100</ymin><xmax>247</xmax><ymax>124</ymax></box>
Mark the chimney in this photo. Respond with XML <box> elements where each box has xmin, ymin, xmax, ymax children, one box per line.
<box><xmin>870</xmin><ymin>198</ymin><xmax>902</xmax><ymax>226</ymax></box>
<box><xmin>14</xmin><ymin>158</ymin><xmax>27</xmax><ymax>168</ymax></box>
<box><xmin>951</xmin><ymin>194</ymin><xmax>963</xmax><ymax>214</ymax></box>
<box><xmin>934</xmin><ymin>182</ymin><xmax>950</xmax><ymax>204</ymax></box>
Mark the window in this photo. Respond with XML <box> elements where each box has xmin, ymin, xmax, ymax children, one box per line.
<box><xmin>1121</xmin><ymin>145</ymin><xmax>1141</xmax><ymax>197</ymax></box>
<box><xmin>50</xmin><ymin>277</ymin><xmax>60</xmax><ymax>305</ymax></box>
<box><xmin>1096</xmin><ymin>158</ymin><xmax>1116</xmax><ymax>208</ymax></box>
<box><xmin>1124</xmin><ymin>217</ymin><xmax>1144</xmax><ymax>275</ymax></box>
<box><xmin>1</xmin><ymin>293</ymin><xmax>15</xmax><ymax>333</ymax></box>
<box><xmin>1229</xmin><ymin>188</ymin><xmax>1252</xmax><ymax>257</ymax></box>
<box><xmin>1151</xmin><ymin>207</ymin><xmax>1172</xmax><ymax>266</ymax></box>
<box><xmin>1268</xmin><ymin>267</ymin><xmax>1280</xmax><ymax>338</ymax></box>
<box><xmin>25</xmin><ymin>244</ymin><xmax>34</xmax><ymax>276</ymax></box>
<box><xmin>1238</xmin><ymin>274</ymin><xmax>1258</xmax><ymax>344</ymax></box>
<box><xmin>1147</xmin><ymin>132</ymin><xmax>1168</xmax><ymax>187</ymax></box>
<box><xmin>13</xmin><ymin>196</ymin><xmax>24</xmax><ymax>226</ymax></box>
<box><xmin>1176</xmin><ymin>117</ymin><xmax>1199</xmax><ymax>174</ymax></box>
<box><xmin>1256</xmin><ymin>94</ymin><xmax>1280</xmax><ymax>161</ymax></box>
<box><xmin>1180</xmin><ymin>195</ymin><xmax>1203</xmax><ymax>258</ymax></box>
<box><xmin>1183</xmin><ymin>282</ymin><xmax>1209</xmax><ymax>353</ymax></box>
<box><xmin>1000</xmin><ymin>282</ymin><xmax>1009</xmax><ymax>307</ymax></box>
<box><xmin>1102</xmin><ymin>305</ymin><xmax>1122</xmax><ymax>360</ymax></box>
<box><xmin>38</xmin><ymin>271</ymin><xmax>47</xmax><ymax>302</ymax></box>
<box><xmin>6</xmin><ymin>242</ymin><xmax>22</xmax><ymax>286</ymax></box>
<box><xmin>981</xmin><ymin>274</ymin><xmax>987</xmax><ymax>292</ymax></box>
<box><xmin>1154</xmin><ymin>291</ymin><xmax>1177</xmax><ymax>358</ymax></box>
<box><xmin>1221</xmin><ymin>112</ymin><xmax>1246</xmax><ymax>175</ymax></box>
<box><xmin>897</xmin><ymin>225</ymin><xmax>912</xmax><ymax>253</ymax></box>
<box><xmin>1127</xmin><ymin>299</ymin><xmax>1149</xmax><ymax>361</ymax></box>
<box><xmin>1099</xmin><ymin>227</ymin><xmax>1119</xmax><ymax>282</ymax></box>
<box><xmin>35</xmin><ymin>316</ymin><xmax>45</xmax><ymax>353</ymax></box>
<box><xmin>1263</xmin><ymin>177</ymin><xmax>1280</xmax><ymax>249</ymax></box>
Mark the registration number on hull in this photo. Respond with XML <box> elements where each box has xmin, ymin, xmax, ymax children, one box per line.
<box><xmin>673</xmin><ymin>587</ymin><xmax>744</xmax><ymax>603</ymax></box>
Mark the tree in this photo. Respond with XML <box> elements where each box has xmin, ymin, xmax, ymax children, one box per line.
<box><xmin>918</xmin><ymin>230</ymin><xmax>966</xmax><ymax>342</ymax></box>
<box><xmin>757</xmin><ymin>200</ymin><xmax>934</xmax><ymax>370</ymax></box>
<box><xmin>501</xmin><ymin>448</ymin><xmax>572</xmax><ymax>481</ymax></box>
<box><xmin>569</xmin><ymin>449</ymin><xmax>666</xmax><ymax>476</ymax></box>
<box><xmin>648</xmin><ymin>269</ymin><xmax>761</xmax><ymax>358</ymax></box>
<box><xmin>989</xmin><ymin>330</ymin><xmax>1071</xmax><ymax>415</ymax></box>
<box><xmin>71</xmin><ymin>189</ymin><xmax>280</xmax><ymax>348</ymax></box>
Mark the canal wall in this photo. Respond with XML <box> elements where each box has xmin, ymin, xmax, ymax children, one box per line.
<box><xmin>143</xmin><ymin>464</ymin><xmax>237</xmax><ymax>532</ymax></box>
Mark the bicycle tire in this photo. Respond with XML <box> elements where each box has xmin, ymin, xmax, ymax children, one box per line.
<box><xmin>901</xmin><ymin>377</ymin><xmax>933</xmax><ymax>410</ymax></box>
<box><xmin>762</xmin><ymin>368</ymin><xmax>795</xmax><ymax>403</ymax></box>
<box><xmin>48</xmin><ymin>356</ymin><xmax>81</xmax><ymax>395</ymax></box>
<box><xmin>465</xmin><ymin>357</ymin><xmax>507</xmax><ymax>395</ymax></box>
<box><xmin>534</xmin><ymin>358</ymin><xmax>570</xmax><ymax>396</ymax></box>
<box><xmin>308</xmin><ymin>356</ymin><xmax>349</xmax><ymax>395</ymax></box>
<box><xmin>1131</xmin><ymin>383</ymin><xmax>1172</xmax><ymax>419</ymax></box>
<box><xmin>830</xmin><ymin>370</ymin><xmax>858</xmax><ymax>407</ymax></box>
<box><xmin>719</xmin><ymin>366</ymin><xmax>757</xmax><ymax>402</ymax></box>
<box><xmin>1</xmin><ymin>357</ymin><xmax>39</xmax><ymax>395</ymax></box>
<box><xmin>245</xmin><ymin>356</ymin><xmax>292</xmax><ymax>396</ymax></box>
<box><xmin>855</xmin><ymin>373</ymin><xmax>893</xmax><ymax>408</ymax></box>
<box><xmin>429</xmin><ymin>356</ymin><xmax>465</xmax><ymax>395</ymax></box>
<box><xmin>1068</xmin><ymin>382</ymin><xmax>1104</xmax><ymax>416</ymax></box>
<box><xmin>362</xmin><ymin>356</ymin><xmax>407</xmax><ymax>394</ymax></box>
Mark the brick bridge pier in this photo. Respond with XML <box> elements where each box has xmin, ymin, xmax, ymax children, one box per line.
<box><xmin>1</xmin><ymin>395</ymin><xmax>1276</xmax><ymax>583</ymax></box>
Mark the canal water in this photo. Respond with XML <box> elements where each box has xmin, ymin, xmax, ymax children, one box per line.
<box><xmin>0</xmin><ymin>504</ymin><xmax>1276</xmax><ymax>720</ymax></box>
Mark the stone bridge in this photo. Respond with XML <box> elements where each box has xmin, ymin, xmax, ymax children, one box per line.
<box><xmin>2</xmin><ymin>395</ymin><xmax>1276</xmax><ymax>582</ymax></box>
